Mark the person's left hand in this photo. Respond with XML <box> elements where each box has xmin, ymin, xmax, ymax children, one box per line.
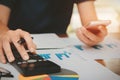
<box><xmin>76</xmin><ymin>26</ymin><xmax>108</xmax><ymax>46</ymax></box>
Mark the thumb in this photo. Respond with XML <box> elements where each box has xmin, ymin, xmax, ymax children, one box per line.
<box><xmin>98</xmin><ymin>26</ymin><xmax>108</xmax><ymax>36</ymax></box>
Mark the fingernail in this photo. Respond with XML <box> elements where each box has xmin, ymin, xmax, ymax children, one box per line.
<box><xmin>23</xmin><ymin>54</ymin><xmax>29</xmax><ymax>60</ymax></box>
<box><xmin>9</xmin><ymin>57</ymin><xmax>14</xmax><ymax>62</ymax></box>
<box><xmin>30</xmin><ymin>48</ymin><xmax>35</xmax><ymax>52</ymax></box>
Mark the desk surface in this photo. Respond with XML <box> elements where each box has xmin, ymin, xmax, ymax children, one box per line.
<box><xmin>96</xmin><ymin>33</ymin><xmax>120</xmax><ymax>76</ymax></box>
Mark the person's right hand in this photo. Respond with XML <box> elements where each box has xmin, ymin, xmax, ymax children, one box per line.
<box><xmin>0</xmin><ymin>29</ymin><xmax>36</xmax><ymax>64</ymax></box>
<box><xmin>76</xmin><ymin>20</ymin><xmax>111</xmax><ymax>46</ymax></box>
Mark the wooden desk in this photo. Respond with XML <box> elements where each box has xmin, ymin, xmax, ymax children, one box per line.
<box><xmin>96</xmin><ymin>33</ymin><xmax>120</xmax><ymax>76</ymax></box>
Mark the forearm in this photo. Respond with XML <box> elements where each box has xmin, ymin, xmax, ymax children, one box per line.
<box><xmin>76</xmin><ymin>1</ymin><xmax>109</xmax><ymax>46</ymax></box>
<box><xmin>0</xmin><ymin>5</ymin><xmax>10</xmax><ymax>34</ymax></box>
<box><xmin>77</xmin><ymin>1</ymin><xmax>98</xmax><ymax>26</ymax></box>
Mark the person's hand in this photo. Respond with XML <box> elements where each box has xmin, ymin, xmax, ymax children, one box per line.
<box><xmin>0</xmin><ymin>29</ymin><xmax>36</xmax><ymax>63</ymax></box>
<box><xmin>76</xmin><ymin>25</ymin><xmax>108</xmax><ymax>46</ymax></box>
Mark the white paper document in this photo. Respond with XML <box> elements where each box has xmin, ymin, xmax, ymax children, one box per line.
<box><xmin>31</xmin><ymin>33</ymin><xmax>120</xmax><ymax>59</ymax></box>
<box><xmin>31</xmin><ymin>33</ymin><xmax>67</xmax><ymax>49</ymax></box>
<box><xmin>61</xmin><ymin>37</ymin><xmax>120</xmax><ymax>59</ymax></box>
<box><xmin>36</xmin><ymin>48</ymin><xmax>120</xmax><ymax>80</ymax></box>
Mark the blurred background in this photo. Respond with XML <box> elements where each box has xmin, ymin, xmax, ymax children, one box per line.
<box><xmin>67</xmin><ymin>0</ymin><xmax>120</xmax><ymax>37</ymax></box>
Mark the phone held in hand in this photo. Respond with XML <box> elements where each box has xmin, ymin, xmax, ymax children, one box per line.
<box><xmin>84</xmin><ymin>20</ymin><xmax>111</xmax><ymax>33</ymax></box>
<box><xmin>85</xmin><ymin>20</ymin><xmax>111</xmax><ymax>28</ymax></box>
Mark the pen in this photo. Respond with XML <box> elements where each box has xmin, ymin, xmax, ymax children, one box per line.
<box><xmin>17</xmin><ymin>37</ymin><xmax>33</xmax><ymax>44</ymax></box>
<box><xmin>17</xmin><ymin>37</ymin><xmax>34</xmax><ymax>52</ymax></box>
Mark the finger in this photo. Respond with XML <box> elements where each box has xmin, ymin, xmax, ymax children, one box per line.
<box><xmin>11</xmin><ymin>35</ymin><xmax>29</xmax><ymax>60</ymax></box>
<box><xmin>81</xmin><ymin>27</ymin><xmax>102</xmax><ymax>42</ymax></box>
<box><xmin>13</xmin><ymin>41</ymin><xmax>29</xmax><ymax>60</ymax></box>
<box><xmin>2</xmin><ymin>41</ymin><xmax>15</xmax><ymax>62</ymax></box>
<box><xmin>76</xmin><ymin>28</ymin><xmax>94</xmax><ymax>46</ymax></box>
<box><xmin>24</xmin><ymin>36</ymin><xmax>36</xmax><ymax>53</ymax></box>
<box><xmin>10</xmin><ymin>31</ymin><xmax>29</xmax><ymax>60</ymax></box>
<box><xmin>98</xmin><ymin>26</ymin><xmax>108</xmax><ymax>37</ymax></box>
<box><xmin>0</xmin><ymin>47</ymin><xmax>6</xmax><ymax>63</ymax></box>
<box><xmin>19</xmin><ymin>30</ymin><xmax>36</xmax><ymax>53</ymax></box>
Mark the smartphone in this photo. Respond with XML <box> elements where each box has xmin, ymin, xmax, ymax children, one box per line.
<box><xmin>85</xmin><ymin>20</ymin><xmax>111</xmax><ymax>33</ymax></box>
<box><xmin>85</xmin><ymin>20</ymin><xmax>111</xmax><ymax>28</ymax></box>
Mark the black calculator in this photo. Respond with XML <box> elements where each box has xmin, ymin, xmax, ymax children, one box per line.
<box><xmin>6</xmin><ymin>43</ymin><xmax>61</xmax><ymax>77</ymax></box>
